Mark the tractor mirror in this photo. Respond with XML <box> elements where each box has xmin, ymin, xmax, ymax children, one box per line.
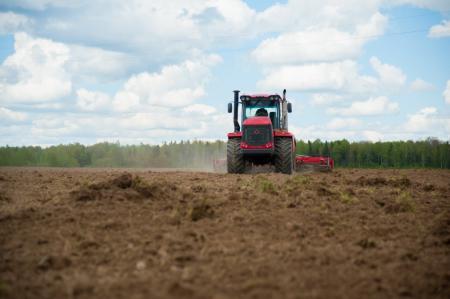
<box><xmin>287</xmin><ymin>102</ymin><xmax>292</xmax><ymax>113</ymax></box>
<box><xmin>227</xmin><ymin>102</ymin><xmax>232</xmax><ymax>113</ymax></box>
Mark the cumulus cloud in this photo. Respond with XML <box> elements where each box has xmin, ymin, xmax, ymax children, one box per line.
<box><xmin>410</xmin><ymin>78</ymin><xmax>434</xmax><ymax>91</ymax></box>
<box><xmin>258</xmin><ymin>60</ymin><xmax>377</xmax><ymax>92</ymax></box>
<box><xmin>444</xmin><ymin>80</ymin><xmax>450</xmax><ymax>104</ymax></box>
<box><xmin>327</xmin><ymin>117</ymin><xmax>361</xmax><ymax>130</ymax></box>
<box><xmin>362</xmin><ymin>130</ymin><xmax>383</xmax><ymax>142</ymax></box>
<box><xmin>76</xmin><ymin>89</ymin><xmax>110</xmax><ymax>111</ymax></box>
<box><xmin>0</xmin><ymin>31</ymin><xmax>226</xmax><ymax>144</ymax></box>
<box><xmin>0</xmin><ymin>32</ymin><xmax>72</xmax><ymax>103</ymax></box>
<box><xmin>401</xmin><ymin>106</ymin><xmax>450</xmax><ymax>140</ymax></box>
<box><xmin>21</xmin><ymin>109</ymin><xmax>232</xmax><ymax>146</ymax></box>
<box><xmin>40</xmin><ymin>53</ymin><xmax>227</xmax><ymax>144</ymax></box>
<box><xmin>0</xmin><ymin>32</ymin><xmax>135</xmax><ymax>104</ymax></box>
<box><xmin>0</xmin><ymin>12</ymin><xmax>32</xmax><ymax>34</ymax></box>
<box><xmin>112</xmin><ymin>91</ymin><xmax>140</xmax><ymax>113</ymax></box>
<box><xmin>327</xmin><ymin>96</ymin><xmax>399</xmax><ymax>116</ymax></box>
<box><xmin>0</xmin><ymin>107</ymin><xmax>27</xmax><ymax>122</ymax></box>
<box><xmin>404</xmin><ymin>107</ymin><xmax>438</xmax><ymax>132</ymax></box>
<box><xmin>183</xmin><ymin>104</ymin><xmax>217</xmax><ymax>115</ymax></box>
<box><xmin>67</xmin><ymin>45</ymin><xmax>135</xmax><ymax>83</ymax></box>
<box><xmin>252</xmin><ymin>12</ymin><xmax>387</xmax><ymax>65</ymax></box>
<box><xmin>290</xmin><ymin>124</ymin><xmax>357</xmax><ymax>142</ymax></box>
<box><xmin>21</xmin><ymin>0</ymin><xmax>255</xmax><ymax>65</ymax></box>
<box><xmin>310</xmin><ymin>93</ymin><xmax>344</xmax><ymax>106</ymax></box>
<box><xmin>112</xmin><ymin>54</ymin><xmax>222</xmax><ymax>110</ymax></box>
<box><xmin>257</xmin><ymin>55</ymin><xmax>406</xmax><ymax>94</ymax></box>
<box><xmin>370</xmin><ymin>56</ymin><xmax>406</xmax><ymax>89</ymax></box>
<box><xmin>428</xmin><ymin>20</ymin><xmax>450</xmax><ymax>38</ymax></box>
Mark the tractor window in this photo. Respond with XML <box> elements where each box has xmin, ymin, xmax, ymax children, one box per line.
<box><xmin>243</xmin><ymin>99</ymin><xmax>280</xmax><ymax>128</ymax></box>
<box><xmin>245</xmin><ymin>106</ymin><xmax>277</xmax><ymax>118</ymax></box>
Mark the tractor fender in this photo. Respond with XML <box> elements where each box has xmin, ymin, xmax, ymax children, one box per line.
<box><xmin>227</xmin><ymin>132</ymin><xmax>242</xmax><ymax>138</ymax></box>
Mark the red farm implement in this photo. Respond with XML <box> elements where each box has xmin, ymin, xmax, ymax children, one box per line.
<box><xmin>296</xmin><ymin>155</ymin><xmax>334</xmax><ymax>172</ymax></box>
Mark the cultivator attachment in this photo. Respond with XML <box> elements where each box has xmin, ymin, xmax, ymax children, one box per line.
<box><xmin>295</xmin><ymin>155</ymin><xmax>334</xmax><ymax>172</ymax></box>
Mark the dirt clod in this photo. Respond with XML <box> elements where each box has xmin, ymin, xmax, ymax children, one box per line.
<box><xmin>316</xmin><ymin>186</ymin><xmax>335</xmax><ymax>196</ymax></box>
<box><xmin>37</xmin><ymin>255</ymin><xmax>71</xmax><ymax>271</ymax></box>
<box><xmin>70</xmin><ymin>173</ymin><xmax>171</xmax><ymax>201</ymax></box>
<box><xmin>189</xmin><ymin>200</ymin><xmax>214</xmax><ymax>221</ymax></box>
<box><xmin>423</xmin><ymin>183</ymin><xmax>435</xmax><ymax>191</ymax></box>
<box><xmin>357</xmin><ymin>238</ymin><xmax>377</xmax><ymax>249</ymax></box>
<box><xmin>385</xmin><ymin>192</ymin><xmax>415</xmax><ymax>213</ymax></box>
<box><xmin>111</xmin><ymin>172</ymin><xmax>133</xmax><ymax>189</ymax></box>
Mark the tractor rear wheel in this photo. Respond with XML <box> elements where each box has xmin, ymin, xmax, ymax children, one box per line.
<box><xmin>227</xmin><ymin>138</ymin><xmax>245</xmax><ymax>173</ymax></box>
<box><xmin>274</xmin><ymin>137</ymin><xmax>294</xmax><ymax>174</ymax></box>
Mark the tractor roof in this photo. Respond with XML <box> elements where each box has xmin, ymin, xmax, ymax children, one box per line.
<box><xmin>240</xmin><ymin>94</ymin><xmax>282</xmax><ymax>101</ymax></box>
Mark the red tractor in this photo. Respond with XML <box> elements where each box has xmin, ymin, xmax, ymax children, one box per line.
<box><xmin>226</xmin><ymin>89</ymin><xmax>296</xmax><ymax>174</ymax></box>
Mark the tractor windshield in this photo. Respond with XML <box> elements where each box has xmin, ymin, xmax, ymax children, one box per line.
<box><xmin>242</xmin><ymin>98</ymin><xmax>280</xmax><ymax>128</ymax></box>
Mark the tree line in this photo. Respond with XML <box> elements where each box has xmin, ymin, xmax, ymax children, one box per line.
<box><xmin>0</xmin><ymin>138</ymin><xmax>448</xmax><ymax>169</ymax></box>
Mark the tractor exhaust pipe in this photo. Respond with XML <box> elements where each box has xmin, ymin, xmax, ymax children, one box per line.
<box><xmin>281</xmin><ymin>89</ymin><xmax>288</xmax><ymax>130</ymax></box>
<box><xmin>233</xmin><ymin>90</ymin><xmax>240</xmax><ymax>132</ymax></box>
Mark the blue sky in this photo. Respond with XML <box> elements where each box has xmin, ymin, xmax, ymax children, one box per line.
<box><xmin>0</xmin><ymin>0</ymin><xmax>449</xmax><ymax>146</ymax></box>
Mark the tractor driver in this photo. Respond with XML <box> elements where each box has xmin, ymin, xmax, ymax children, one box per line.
<box><xmin>255</xmin><ymin>108</ymin><xmax>268</xmax><ymax>117</ymax></box>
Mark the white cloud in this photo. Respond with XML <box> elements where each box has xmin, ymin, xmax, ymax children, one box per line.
<box><xmin>0</xmin><ymin>12</ymin><xmax>32</xmax><ymax>34</ymax></box>
<box><xmin>27</xmin><ymin>53</ymin><xmax>227</xmax><ymax>144</ymax></box>
<box><xmin>404</xmin><ymin>107</ymin><xmax>438</xmax><ymax>133</ymax></box>
<box><xmin>26</xmin><ymin>0</ymin><xmax>255</xmax><ymax>64</ymax></box>
<box><xmin>0</xmin><ymin>32</ymin><xmax>135</xmax><ymax>104</ymax></box>
<box><xmin>67</xmin><ymin>45</ymin><xmax>135</xmax><ymax>83</ymax></box>
<box><xmin>327</xmin><ymin>117</ymin><xmax>361</xmax><ymax>129</ymax></box>
<box><xmin>183</xmin><ymin>104</ymin><xmax>217</xmax><ymax>115</ymax></box>
<box><xmin>18</xmin><ymin>108</ymin><xmax>232</xmax><ymax>146</ymax></box>
<box><xmin>112</xmin><ymin>91</ymin><xmax>140</xmax><ymax>112</ymax></box>
<box><xmin>0</xmin><ymin>107</ymin><xmax>27</xmax><ymax>122</ymax></box>
<box><xmin>252</xmin><ymin>12</ymin><xmax>387</xmax><ymax>65</ymax></box>
<box><xmin>327</xmin><ymin>96</ymin><xmax>399</xmax><ymax>116</ymax></box>
<box><xmin>290</xmin><ymin>124</ymin><xmax>357</xmax><ymax>142</ymax></box>
<box><xmin>362</xmin><ymin>130</ymin><xmax>383</xmax><ymax>142</ymax></box>
<box><xmin>76</xmin><ymin>89</ymin><xmax>110</xmax><ymax>111</ymax></box>
<box><xmin>402</xmin><ymin>106</ymin><xmax>450</xmax><ymax>140</ymax></box>
<box><xmin>444</xmin><ymin>80</ymin><xmax>450</xmax><ymax>105</ymax></box>
<box><xmin>258</xmin><ymin>56</ymin><xmax>406</xmax><ymax>94</ymax></box>
<box><xmin>252</xmin><ymin>28</ymin><xmax>360</xmax><ymax>65</ymax></box>
<box><xmin>410</xmin><ymin>78</ymin><xmax>434</xmax><ymax>91</ymax></box>
<box><xmin>258</xmin><ymin>60</ymin><xmax>377</xmax><ymax>93</ymax></box>
<box><xmin>0</xmin><ymin>32</ymin><xmax>71</xmax><ymax>103</ymax></box>
<box><xmin>370</xmin><ymin>56</ymin><xmax>406</xmax><ymax>89</ymax></box>
<box><xmin>113</xmin><ymin>54</ymin><xmax>221</xmax><ymax>110</ymax></box>
<box><xmin>310</xmin><ymin>93</ymin><xmax>344</xmax><ymax>106</ymax></box>
<box><xmin>428</xmin><ymin>20</ymin><xmax>450</xmax><ymax>38</ymax></box>
<box><xmin>255</xmin><ymin>0</ymin><xmax>384</xmax><ymax>34</ymax></box>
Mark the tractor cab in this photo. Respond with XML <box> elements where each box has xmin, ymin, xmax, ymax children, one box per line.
<box><xmin>241</xmin><ymin>94</ymin><xmax>281</xmax><ymax>129</ymax></box>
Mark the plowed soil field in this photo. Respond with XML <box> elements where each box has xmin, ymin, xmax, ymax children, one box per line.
<box><xmin>0</xmin><ymin>168</ymin><xmax>449</xmax><ymax>299</ymax></box>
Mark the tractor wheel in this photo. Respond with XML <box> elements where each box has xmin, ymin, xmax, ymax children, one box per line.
<box><xmin>274</xmin><ymin>137</ymin><xmax>294</xmax><ymax>174</ymax></box>
<box><xmin>227</xmin><ymin>138</ymin><xmax>245</xmax><ymax>174</ymax></box>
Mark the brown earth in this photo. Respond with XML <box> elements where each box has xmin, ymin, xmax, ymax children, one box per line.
<box><xmin>0</xmin><ymin>167</ymin><xmax>449</xmax><ymax>299</ymax></box>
